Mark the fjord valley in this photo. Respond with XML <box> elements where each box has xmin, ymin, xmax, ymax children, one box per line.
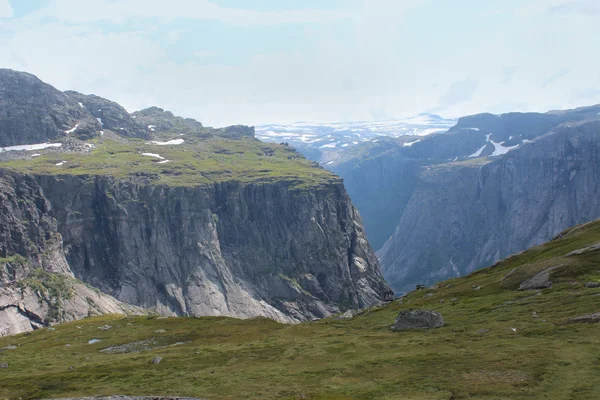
<box><xmin>276</xmin><ymin>106</ymin><xmax>600</xmax><ymax>294</ymax></box>
<box><xmin>0</xmin><ymin>69</ymin><xmax>393</xmax><ymax>335</ymax></box>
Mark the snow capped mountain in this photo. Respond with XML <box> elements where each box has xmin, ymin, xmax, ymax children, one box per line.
<box><xmin>256</xmin><ymin>114</ymin><xmax>457</xmax><ymax>153</ymax></box>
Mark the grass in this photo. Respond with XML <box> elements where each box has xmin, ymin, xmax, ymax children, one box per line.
<box><xmin>1</xmin><ymin>221</ymin><xmax>600</xmax><ymax>399</ymax></box>
<box><xmin>0</xmin><ymin>136</ymin><xmax>337</xmax><ymax>189</ymax></box>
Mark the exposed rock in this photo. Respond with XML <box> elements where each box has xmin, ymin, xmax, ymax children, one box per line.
<box><xmin>566</xmin><ymin>242</ymin><xmax>600</xmax><ymax>257</ymax></box>
<box><xmin>150</xmin><ymin>356</ymin><xmax>163</xmax><ymax>364</ymax></box>
<box><xmin>518</xmin><ymin>266</ymin><xmax>562</xmax><ymax>291</ymax></box>
<box><xmin>0</xmin><ymin>362</ymin><xmax>7</xmax><ymax>368</ymax></box>
<box><xmin>392</xmin><ymin>309</ymin><xmax>444</xmax><ymax>330</ymax></box>
<box><xmin>0</xmin><ymin>69</ymin><xmax>100</xmax><ymax>146</ymax></box>
<box><xmin>35</xmin><ymin>174</ymin><xmax>393</xmax><ymax>323</ymax></box>
<box><xmin>0</xmin><ymin>172</ymin><xmax>143</xmax><ymax>336</ymax></box>
<box><xmin>338</xmin><ymin>108</ymin><xmax>600</xmax><ymax>293</ymax></box>
<box><xmin>46</xmin><ymin>397</ymin><xmax>202</xmax><ymax>400</ymax></box>
<box><xmin>584</xmin><ymin>282</ymin><xmax>600</xmax><ymax>288</ymax></box>
<box><xmin>98</xmin><ymin>325</ymin><xmax>112</xmax><ymax>331</ymax></box>
<box><xmin>154</xmin><ymin>329</ymin><xmax>167</xmax><ymax>333</ymax></box>
<box><xmin>65</xmin><ymin>91</ymin><xmax>149</xmax><ymax>139</ymax></box>
<box><xmin>567</xmin><ymin>312</ymin><xmax>600</xmax><ymax>324</ymax></box>
<box><xmin>335</xmin><ymin>310</ymin><xmax>355</xmax><ymax>320</ymax></box>
<box><xmin>477</xmin><ymin>328</ymin><xmax>490</xmax><ymax>335</ymax></box>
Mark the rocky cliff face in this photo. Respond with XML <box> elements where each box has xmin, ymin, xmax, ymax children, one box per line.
<box><xmin>330</xmin><ymin>105</ymin><xmax>600</xmax><ymax>293</ymax></box>
<box><xmin>0</xmin><ymin>69</ymin><xmax>100</xmax><ymax>146</ymax></box>
<box><xmin>0</xmin><ymin>172</ymin><xmax>142</xmax><ymax>336</ymax></box>
<box><xmin>34</xmin><ymin>175</ymin><xmax>393</xmax><ymax>322</ymax></box>
<box><xmin>378</xmin><ymin>120</ymin><xmax>600</xmax><ymax>292</ymax></box>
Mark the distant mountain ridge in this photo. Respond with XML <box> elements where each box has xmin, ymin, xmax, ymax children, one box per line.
<box><xmin>256</xmin><ymin>114</ymin><xmax>457</xmax><ymax>164</ymax></box>
<box><xmin>329</xmin><ymin>104</ymin><xmax>600</xmax><ymax>293</ymax></box>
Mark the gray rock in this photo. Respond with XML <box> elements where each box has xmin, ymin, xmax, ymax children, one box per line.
<box><xmin>585</xmin><ymin>282</ymin><xmax>600</xmax><ymax>288</ymax></box>
<box><xmin>98</xmin><ymin>325</ymin><xmax>112</xmax><ymax>331</ymax></box>
<box><xmin>518</xmin><ymin>266</ymin><xmax>562</xmax><ymax>291</ymax></box>
<box><xmin>151</xmin><ymin>356</ymin><xmax>163</xmax><ymax>364</ymax></box>
<box><xmin>393</xmin><ymin>309</ymin><xmax>444</xmax><ymax>330</ymax></box>
<box><xmin>566</xmin><ymin>242</ymin><xmax>600</xmax><ymax>257</ymax></box>
<box><xmin>335</xmin><ymin>310</ymin><xmax>355</xmax><ymax>320</ymax></box>
<box><xmin>355</xmin><ymin>111</ymin><xmax>600</xmax><ymax>293</ymax></box>
<box><xmin>568</xmin><ymin>312</ymin><xmax>600</xmax><ymax>324</ymax></box>
<box><xmin>154</xmin><ymin>329</ymin><xmax>167</xmax><ymax>333</ymax></box>
<box><xmin>0</xmin><ymin>362</ymin><xmax>7</xmax><ymax>368</ymax></box>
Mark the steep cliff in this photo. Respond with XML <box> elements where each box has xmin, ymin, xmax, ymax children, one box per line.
<box><xmin>0</xmin><ymin>172</ymin><xmax>142</xmax><ymax>336</ymax></box>
<box><xmin>379</xmin><ymin>120</ymin><xmax>600</xmax><ymax>292</ymax></box>
<box><xmin>34</xmin><ymin>174</ymin><xmax>392</xmax><ymax>322</ymax></box>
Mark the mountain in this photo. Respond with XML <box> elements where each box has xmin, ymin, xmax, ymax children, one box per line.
<box><xmin>256</xmin><ymin>114</ymin><xmax>457</xmax><ymax>164</ymax></box>
<box><xmin>0</xmin><ymin>69</ymin><xmax>393</xmax><ymax>334</ymax></box>
<box><xmin>3</xmin><ymin>218</ymin><xmax>600</xmax><ymax>399</ymax></box>
<box><xmin>330</xmin><ymin>105</ymin><xmax>600</xmax><ymax>293</ymax></box>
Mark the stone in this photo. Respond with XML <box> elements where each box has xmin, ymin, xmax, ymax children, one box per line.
<box><xmin>98</xmin><ymin>325</ymin><xmax>112</xmax><ymax>331</ymax></box>
<box><xmin>518</xmin><ymin>266</ymin><xmax>562</xmax><ymax>291</ymax></box>
<box><xmin>392</xmin><ymin>309</ymin><xmax>444</xmax><ymax>330</ymax></box>
<box><xmin>0</xmin><ymin>362</ymin><xmax>8</xmax><ymax>368</ymax></box>
<box><xmin>567</xmin><ymin>312</ymin><xmax>600</xmax><ymax>324</ymax></box>
<box><xmin>154</xmin><ymin>329</ymin><xmax>167</xmax><ymax>333</ymax></box>
<box><xmin>151</xmin><ymin>356</ymin><xmax>163</xmax><ymax>364</ymax></box>
<box><xmin>335</xmin><ymin>310</ymin><xmax>355</xmax><ymax>320</ymax></box>
<box><xmin>585</xmin><ymin>282</ymin><xmax>600</xmax><ymax>288</ymax></box>
<box><xmin>477</xmin><ymin>328</ymin><xmax>490</xmax><ymax>335</ymax></box>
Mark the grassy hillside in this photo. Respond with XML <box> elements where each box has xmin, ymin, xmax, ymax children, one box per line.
<box><xmin>1</xmin><ymin>220</ymin><xmax>600</xmax><ymax>400</ymax></box>
<box><xmin>0</xmin><ymin>135</ymin><xmax>336</xmax><ymax>189</ymax></box>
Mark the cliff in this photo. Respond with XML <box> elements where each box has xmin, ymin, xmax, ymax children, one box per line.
<box><xmin>378</xmin><ymin>120</ymin><xmax>600</xmax><ymax>292</ymax></box>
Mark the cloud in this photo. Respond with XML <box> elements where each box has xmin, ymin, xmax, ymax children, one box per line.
<box><xmin>542</xmin><ymin>67</ymin><xmax>570</xmax><ymax>88</ymax></box>
<box><xmin>35</xmin><ymin>0</ymin><xmax>354</xmax><ymax>26</ymax></box>
<box><xmin>0</xmin><ymin>0</ymin><xmax>12</xmax><ymax>18</ymax></box>
<box><xmin>436</xmin><ymin>80</ymin><xmax>479</xmax><ymax>108</ymax></box>
<box><xmin>547</xmin><ymin>0</ymin><xmax>600</xmax><ymax>15</ymax></box>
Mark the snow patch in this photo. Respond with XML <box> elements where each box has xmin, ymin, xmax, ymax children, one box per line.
<box><xmin>149</xmin><ymin>139</ymin><xmax>184</xmax><ymax>145</ymax></box>
<box><xmin>31</xmin><ymin>153</ymin><xmax>41</xmax><ymax>157</ymax></box>
<box><xmin>403</xmin><ymin>140</ymin><xmax>421</xmax><ymax>147</ymax></box>
<box><xmin>490</xmin><ymin>140</ymin><xmax>519</xmax><ymax>157</ymax></box>
<box><xmin>320</xmin><ymin>142</ymin><xmax>337</xmax><ymax>148</ymax></box>
<box><xmin>141</xmin><ymin>153</ymin><xmax>165</xmax><ymax>160</ymax></box>
<box><xmin>64</xmin><ymin>124</ymin><xmax>79</xmax><ymax>134</ymax></box>
<box><xmin>0</xmin><ymin>142</ymin><xmax>63</xmax><ymax>152</ymax></box>
<box><xmin>78</xmin><ymin>102</ymin><xmax>84</xmax><ymax>108</ymax></box>
<box><xmin>96</xmin><ymin>118</ymin><xmax>103</xmax><ymax>126</ymax></box>
<box><xmin>55</xmin><ymin>161</ymin><xmax>67</xmax><ymax>166</ymax></box>
<box><xmin>468</xmin><ymin>144</ymin><xmax>487</xmax><ymax>158</ymax></box>
<box><xmin>157</xmin><ymin>160</ymin><xmax>171</xmax><ymax>164</ymax></box>
<box><xmin>148</xmin><ymin>125</ymin><xmax>156</xmax><ymax>131</ymax></box>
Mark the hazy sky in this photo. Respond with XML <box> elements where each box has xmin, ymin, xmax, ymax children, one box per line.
<box><xmin>1</xmin><ymin>0</ymin><xmax>599</xmax><ymax>127</ymax></box>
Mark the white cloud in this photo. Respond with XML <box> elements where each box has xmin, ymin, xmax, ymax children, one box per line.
<box><xmin>0</xmin><ymin>0</ymin><xmax>12</xmax><ymax>18</ymax></box>
<box><xmin>35</xmin><ymin>0</ymin><xmax>354</xmax><ymax>25</ymax></box>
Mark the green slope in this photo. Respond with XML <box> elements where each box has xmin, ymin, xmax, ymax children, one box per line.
<box><xmin>0</xmin><ymin>135</ymin><xmax>336</xmax><ymax>189</ymax></box>
<box><xmin>1</xmin><ymin>220</ymin><xmax>600</xmax><ymax>400</ymax></box>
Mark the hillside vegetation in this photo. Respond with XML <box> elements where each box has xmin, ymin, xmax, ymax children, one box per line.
<box><xmin>1</xmin><ymin>220</ymin><xmax>599</xmax><ymax>399</ymax></box>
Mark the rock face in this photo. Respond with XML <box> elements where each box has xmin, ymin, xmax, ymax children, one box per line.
<box><xmin>0</xmin><ymin>69</ymin><xmax>100</xmax><ymax>146</ymax></box>
<box><xmin>64</xmin><ymin>91</ymin><xmax>150</xmax><ymax>139</ymax></box>
<box><xmin>34</xmin><ymin>175</ymin><xmax>393</xmax><ymax>322</ymax></box>
<box><xmin>329</xmin><ymin>105</ymin><xmax>600</xmax><ymax>293</ymax></box>
<box><xmin>0</xmin><ymin>172</ymin><xmax>143</xmax><ymax>336</ymax></box>
<box><xmin>393</xmin><ymin>309</ymin><xmax>444</xmax><ymax>330</ymax></box>
<box><xmin>379</xmin><ymin>120</ymin><xmax>600</xmax><ymax>293</ymax></box>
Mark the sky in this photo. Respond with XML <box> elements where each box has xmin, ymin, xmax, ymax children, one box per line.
<box><xmin>0</xmin><ymin>0</ymin><xmax>599</xmax><ymax>127</ymax></box>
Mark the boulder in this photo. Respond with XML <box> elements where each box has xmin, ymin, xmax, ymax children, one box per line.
<box><xmin>518</xmin><ymin>266</ymin><xmax>562</xmax><ymax>290</ymax></box>
<box><xmin>393</xmin><ymin>309</ymin><xmax>444</xmax><ymax>330</ymax></box>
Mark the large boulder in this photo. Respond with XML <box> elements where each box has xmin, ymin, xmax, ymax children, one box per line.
<box><xmin>393</xmin><ymin>309</ymin><xmax>444</xmax><ymax>330</ymax></box>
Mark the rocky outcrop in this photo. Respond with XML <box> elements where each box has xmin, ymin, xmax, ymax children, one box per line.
<box><xmin>34</xmin><ymin>175</ymin><xmax>393</xmax><ymax>322</ymax></box>
<box><xmin>0</xmin><ymin>172</ymin><xmax>143</xmax><ymax>336</ymax></box>
<box><xmin>379</xmin><ymin>120</ymin><xmax>600</xmax><ymax>293</ymax></box>
<box><xmin>393</xmin><ymin>309</ymin><xmax>444</xmax><ymax>330</ymax></box>
<box><xmin>64</xmin><ymin>91</ymin><xmax>150</xmax><ymax>139</ymax></box>
<box><xmin>0</xmin><ymin>69</ymin><xmax>100</xmax><ymax>146</ymax></box>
